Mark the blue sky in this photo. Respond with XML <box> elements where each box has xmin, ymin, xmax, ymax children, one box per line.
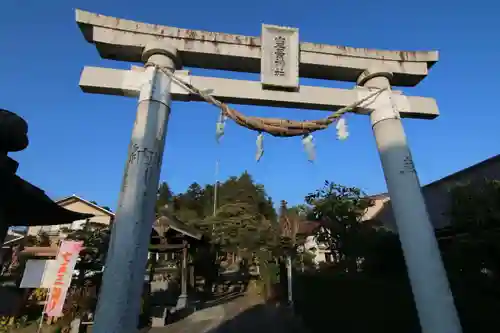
<box><xmin>1</xmin><ymin>0</ymin><xmax>499</xmax><ymax>210</ymax></box>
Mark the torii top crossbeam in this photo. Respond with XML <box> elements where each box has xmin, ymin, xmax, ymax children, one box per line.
<box><xmin>76</xmin><ymin>10</ymin><xmax>440</xmax><ymax>120</ymax></box>
<box><xmin>76</xmin><ymin>9</ymin><xmax>438</xmax><ymax>87</ymax></box>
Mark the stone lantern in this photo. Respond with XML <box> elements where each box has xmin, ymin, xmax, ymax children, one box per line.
<box><xmin>0</xmin><ymin>109</ymin><xmax>93</xmax><ymax>246</ymax></box>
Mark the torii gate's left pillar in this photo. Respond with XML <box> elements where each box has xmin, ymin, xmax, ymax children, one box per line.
<box><xmin>92</xmin><ymin>42</ymin><xmax>178</xmax><ymax>333</ymax></box>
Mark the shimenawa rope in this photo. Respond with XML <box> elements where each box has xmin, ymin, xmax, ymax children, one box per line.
<box><xmin>144</xmin><ymin>63</ymin><xmax>387</xmax><ymax>138</ymax></box>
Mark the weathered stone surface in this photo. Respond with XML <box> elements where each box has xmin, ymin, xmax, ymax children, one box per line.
<box><xmin>76</xmin><ymin>9</ymin><xmax>438</xmax><ymax>87</ymax></box>
<box><xmin>79</xmin><ymin>67</ymin><xmax>439</xmax><ymax>119</ymax></box>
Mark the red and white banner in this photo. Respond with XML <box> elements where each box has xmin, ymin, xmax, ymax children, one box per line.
<box><xmin>45</xmin><ymin>240</ymin><xmax>83</xmax><ymax>317</ymax></box>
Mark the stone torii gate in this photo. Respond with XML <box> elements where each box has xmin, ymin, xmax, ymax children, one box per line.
<box><xmin>76</xmin><ymin>9</ymin><xmax>461</xmax><ymax>333</ymax></box>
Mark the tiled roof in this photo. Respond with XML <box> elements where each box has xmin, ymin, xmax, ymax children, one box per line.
<box><xmin>297</xmin><ymin>221</ymin><xmax>321</xmax><ymax>235</ymax></box>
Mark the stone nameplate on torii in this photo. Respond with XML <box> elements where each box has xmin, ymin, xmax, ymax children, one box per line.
<box><xmin>260</xmin><ymin>24</ymin><xmax>299</xmax><ymax>90</ymax></box>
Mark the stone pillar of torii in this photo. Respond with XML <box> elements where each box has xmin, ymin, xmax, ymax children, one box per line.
<box><xmin>76</xmin><ymin>9</ymin><xmax>462</xmax><ymax>333</ymax></box>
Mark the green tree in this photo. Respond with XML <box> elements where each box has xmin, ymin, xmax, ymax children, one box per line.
<box><xmin>448</xmin><ymin>179</ymin><xmax>500</xmax><ymax>232</ymax></box>
<box><xmin>23</xmin><ymin>231</ymin><xmax>51</xmax><ymax>247</ymax></box>
<box><xmin>170</xmin><ymin>172</ymin><xmax>277</xmax><ymax>227</ymax></box>
<box><xmin>442</xmin><ymin>179</ymin><xmax>500</xmax><ymax>277</ymax></box>
<box><xmin>287</xmin><ymin>204</ymin><xmax>310</xmax><ymax>220</ymax></box>
<box><xmin>156</xmin><ymin>181</ymin><xmax>173</xmax><ymax>215</ymax></box>
<box><xmin>304</xmin><ymin>181</ymin><xmax>374</xmax><ymax>272</ymax></box>
<box><xmin>215</xmin><ymin>172</ymin><xmax>276</xmax><ymax>222</ymax></box>
<box><xmin>63</xmin><ymin>221</ymin><xmax>110</xmax><ymax>287</ymax></box>
<box><xmin>172</xmin><ymin>182</ymin><xmax>205</xmax><ymax>222</ymax></box>
<box><xmin>198</xmin><ymin>202</ymin><xmax>276</xmax><ymax>255</ymax></box>
<box><xmin>160</xmin><ymin>172</ymin><xmax>280</xmax><ymax>292</ymax></box>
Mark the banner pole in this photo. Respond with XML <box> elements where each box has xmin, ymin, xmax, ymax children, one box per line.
<box><xmin>36</xmin><ymin>288</ymin><xmax>50</xmax><ymax>333</ymax></box>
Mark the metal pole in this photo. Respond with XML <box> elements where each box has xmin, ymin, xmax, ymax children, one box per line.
<box><xmin>213</xmin><ymin>160</ymin><xmax>219</xmax><ymax>218</ymax></box>
<box><xmin>36</xmin><ymin>287</ymin><xmax>50</xmax><ymax>333</ymax></box>
<box><xmin>286</xmin><ymin>255</ymin><xmax>293</xmax><ymax>306</ymax></box>
<box><xmin>358</xmin><ymin>68</ymin><xmax>462</xmax><ymax>333</ymax></box>
<box><xmin>176</xmin><ymin>240</ymin><xmax>188</xmax><ymax>309</ymax></box>
<box><xmin>212</xmin><ymin>160</ymin><xmax>219</xmax><ymax>268</ymax></box>
<box><xmin>92</xmin><ymin>42</ymin><xmax>178</xmax><ymax>333</ymax></box>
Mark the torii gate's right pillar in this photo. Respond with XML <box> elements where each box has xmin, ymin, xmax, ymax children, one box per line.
<box><xmin>358</xmin><ymin>68</ymin><xmax>462</xmax><ymax>333</ymax></box>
